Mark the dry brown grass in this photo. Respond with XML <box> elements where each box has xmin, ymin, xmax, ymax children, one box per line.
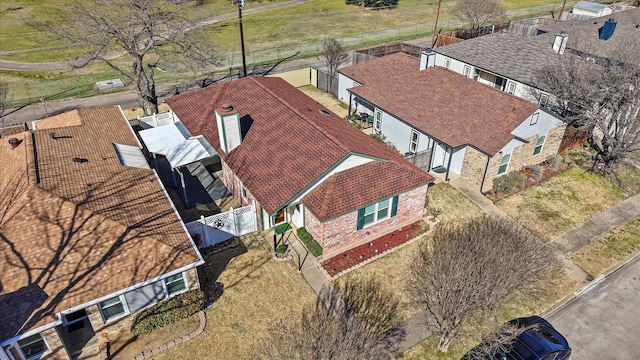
<box><xmin>297</xmin><ymin>85</ymin><xmax>349</xmax><ymax>118</ymax></box>
<box><xmin>426</xmin><ymin>183</ymin><xmax>484</xmax><ymax>223</ymax></box>
<box><xmin>496</xmin><ymin>167</ymin><xmax>625</xmax><ymax>241</ymax></box>
<box><xmin>151</xmin><ymin>244</ymin><xmax>316</xmax><ymax>360</ymax></box>
<box><xmin>569</xmin><ymin>216</ymin><xmax>640</xmax><ymax>278</ymax></box>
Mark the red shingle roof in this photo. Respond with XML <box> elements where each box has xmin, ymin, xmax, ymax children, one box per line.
<box><xmin>166</xmin><ymin>77</ymin><xmax>434</xmax><ymax>218</ymax></box>
<box><xmin>0</xmin><ymin>108</ymin><xmax>200</xmax><ymax>341</ymax></box>
<box><xmin>349</xmin><ymin>66</ymin><xmax>540</xmax><ymax>155</ymax></box>
<box><xmin>338</xmin><ymin>52</ymin><xmax>420</xmax><ymax>84</ymax></box>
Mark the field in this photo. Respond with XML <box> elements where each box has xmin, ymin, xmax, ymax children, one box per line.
<box><xmin>0</xmin><ymin>0</ymin><xmax>577</xmax><ymax>105</ymax></box>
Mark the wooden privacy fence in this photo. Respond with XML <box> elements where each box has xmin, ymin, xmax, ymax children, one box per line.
<box><xmin>186</xmin><ymin>202</ymin><xmax>258</xmax><ymax>249</ymax></box>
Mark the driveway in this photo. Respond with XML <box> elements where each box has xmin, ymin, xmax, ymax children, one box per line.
<box><xmin>546</xmin><ymin>253</ymin><xmax>640</xmax><ymax>360</ymax></box>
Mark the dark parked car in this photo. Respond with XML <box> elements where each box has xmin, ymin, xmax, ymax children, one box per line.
<box><xmin>462</xmin><ymin>316</ymin><xmax>571</xmax><ymax>360</ymax></box>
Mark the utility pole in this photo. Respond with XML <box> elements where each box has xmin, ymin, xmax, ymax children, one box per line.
<box><xmin>558</xmin><ymin>0</ymin><xmax>567</xmax><ymax>20</ymax></box>
<box><xmin>431</xmin><ymin>0</ymin><xmax>442</xmax><ymax>49</ymax></box>
<box><xmin>238</xmin><ymin>0</ymin><xmax>248</xmax><ymax>78</ymax></box>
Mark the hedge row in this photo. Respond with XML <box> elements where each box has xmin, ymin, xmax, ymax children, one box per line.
<box><xmin>297</xmin><ymin>227</ymin><xmax>323</xmax><ymax>257</ymax></box>
<box><xmin>130</xmin><ymin>289</ymin><xmax>205</xmax><ymax>336</ymax></box>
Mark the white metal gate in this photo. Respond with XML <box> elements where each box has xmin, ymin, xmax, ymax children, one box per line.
<box><xmin>185</xmin><ymin>201</ymin><xmax>258</xmax><ymax>248</ymax></box>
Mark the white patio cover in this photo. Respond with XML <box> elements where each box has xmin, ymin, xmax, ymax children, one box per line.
<box><xmin>139</xmin><ymin>123</ymin><xmax>216</xmax><ymax>168</ymax></box>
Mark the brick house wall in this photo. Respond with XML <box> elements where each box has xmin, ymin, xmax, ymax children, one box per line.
<box><xmin>305</xmin><ymin>184</ymin><xmax>429</xmax><ymax>253</ymax></box>
<box><xmin>41</xmin><ymin>328</ymin><xmax>69</xmax><ymax>360</ymax></box>
<box><xmin>220</xmin><ymin>159</ymin><xmax>265</xmax><ymax>230</ymax></box>
<box><xmin>481</xmin><ymin>126</ymin><xmax>565</xmax><ymax>193</ymax></box>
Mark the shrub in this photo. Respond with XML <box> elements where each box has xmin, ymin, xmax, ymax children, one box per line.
<box><xmin>525</xmin><ymin>164</ymin><xmax>544</xmax><ymax>181</ymax></box>
<box><xmin>276</xmin><ymin>243</ymin><xmax>288</xmax><ymax>254</ymax></box>
<box><xmin>130</xmin><ymin>289</ymin><xmax>205</xmax><ymax>336</ymax></box>
<box><xmin>546</xmin><ymin>154</ymin><xmax>564</xmax><ymax>170</ymax></box>
<box><xmin>346</xmin><ymin>0</ymin><xmax>398</xmax><ymax>7</ymax></box>
<box><xmin>297</xmin><ymin>227</ymin><xmax>323</xmax><ymax>257</ymax></box>
<box><xmin>274</xmin><ymin>222</ymin><xmax>291</xmax><ymax>234</ymax></box>
<box><xmin>492</xmin><ymin>171</ymin><xmax>527</xmax><ymax>194</ymax></box>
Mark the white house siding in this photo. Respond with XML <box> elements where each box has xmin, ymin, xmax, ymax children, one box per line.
<box><xmin>338</xmin><ymin>73</ymin><xmax>359</xmax><ymax>104</ymax></box>
<box><xmin>512</xmin><ymin>110</ymin><xmax>565</xmax><ymax>139</ymax></box>
<box><xmin>431</xmin><ymin>54</ymin><xmax>543</xmax><ymax>103</ymax></box>
<box><xmin>289</xmin><ymin>204</ymin><xmax>305</xmax><ymax>228</ymax></box>
<box><xmin>450</xmin><ymin>147</ymin><xmax>466</xmax><ymax>174</ymax></box>
<box><xmin>375</xmin><ymin>110</ymin><xmax>431</xmax><ymax>155</ymax></box>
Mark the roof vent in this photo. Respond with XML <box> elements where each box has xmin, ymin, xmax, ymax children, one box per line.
<box><xmin>72</xmin><ymin>157</ymin><xmax>89</xmax><ymax>163</ymax></box>
<box><xmin>220</xmin><ymin>104</ymin><xmax>234</xmax><ymax>112</ymax></box>
<box><xmin>49</xmin><ymin>132</ymin><xmax>56</xmax><ymax>139</ymax></box>
<box><xmin>599</xmin><ymin>18</ymin><xmax>617</xmax><ymax>41</ymax></box>
<box><xmin>319</xmin><ymin>109</ymin><xmax>331</xmax><ymax>116</ymax></box>
<box><xmin>8</xmin><ymin>137</ymin><xmax>21</xmax><ymax>149</ymax></box>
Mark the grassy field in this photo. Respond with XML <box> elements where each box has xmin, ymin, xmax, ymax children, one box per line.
<box><xmin>569</xmin><ymin>216</ymin><xmax>640</xmax><ymax>278</ymax></box>
<box><xmin>0</xmin><ymin>0</ymin><xmax>576</xmax><ymax>105</ymax></box>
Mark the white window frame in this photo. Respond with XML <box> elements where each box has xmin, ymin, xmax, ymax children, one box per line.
<box><xmin>530</xmin><ymin>112</ymin><xmax>539</xmax><ymax>125</ymax></box>
<box><xmin>98</xmin><ymin>295</ymin><xmax>130</xmax><ymax>323</ymax></box>
<box><xmin>16</xmin><ymin>334</ymin><xmax>50</xmax><ymax>360</ymax></box>
<box><xmin>533</xmin><ymin>136</ymin><xmax>546</xmax><ymax>155</ymax></box>
<box><xmin>507</xmin><ymin>82</ymin><xmax>516</xmax><ymax>94</ymax></box>
<box><xmin>463</xmin><ymin>65</ymin><xmax>471</xmax><ymax>77</ymax></box>
<box><xmin>472</xmin><ymin>69</ymin><xmax>480</xmax><ymax>80</ymax></box>
<box><xmin>240</xmin><ymin>181</ymin><xmax>247</xmax><ymax>200</ymax></box>
<box><xmin>539</xmin><ymin>94</ymin><xmax>549</xmax><ymax>107</ymax></box>
<box><xmin>444</xmin><ymin>58</ymin><xmax>451</xmax><ymax>69</ymax></box>
<box><xmin>497</xmin><ymin>153</ymin><xmax>511</xmax><ymax>175</ymax></box>
<box><xmin>409</xmin><ymin>130</ymin><xmax>419</xmax><ymax>153</ymax></box>
<box><xmin>362</xmin><ymin>198</ymin><xmax>392</xmax><ymax>228</ymax></box>
<box><xmin>373</xmin><ymin>109</ymin><xmax>382</xmax><ymax>133</ymax></box>
<box><xmin>164</xmin><ymin>272</ymin><xmax>188</xmax><ymax>297</ymax></box>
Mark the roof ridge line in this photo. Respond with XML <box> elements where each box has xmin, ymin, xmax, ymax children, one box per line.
<box><xmin>251</xmin><ymin>77</ymin><xmax>352</xmax><ymax>154</ymax></box>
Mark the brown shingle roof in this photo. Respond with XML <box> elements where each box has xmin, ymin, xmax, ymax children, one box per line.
<box><xmin>349</xmin><ymin>67</ymin><xmax>539</xmax><ymax>155</ymax></box>
<box><xmin>0</xmin><ymin>108</ymin><xmax>200</xmax><ymax>341</ymax></box>
<box><xmin>337</xmin><ymin>52</ymin><xmax>420</xmax><ymax>84</ymax></box>
<box><xmin>166</xmin><ymin>77</ymin><xmax>433</xmax><ymax>218</ymax></box>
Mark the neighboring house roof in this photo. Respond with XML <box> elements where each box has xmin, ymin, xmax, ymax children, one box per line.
<box><xmin>0</xmin><ymin>107</ymin><xmax>200</xmax><ymax>341</ymax></box>
<box><xmin>349</xmin><ymin>66</ymin><xmax>539</xmax><ymax>155</ymax></box>
<box><xmin>337</xmin><ymin>52</ymin><xmax>419</xmax><ymax>84</ymax></box>
<box><xmin>166</xmin><ymin>76</ymin><xmax>433</xmax><ymax>218</ymax></box>
<box><xmin>573</xmin><ymin>1</ymin><xmax>609</xmax><ymax>13</ymax></box>
<box><xmin>434</xmin><ymin>31</ymin><xmax>562</xmax><ymax>87</ymax></box>
<box><xmin>536</xmin><ymin>7</ymin><xmax>640</xmax><ymax>59</ymax></box>
<box><xmin>435</xmin><ymin>7</ymin><xmax>640</xmax><ymax>86</ymax></box>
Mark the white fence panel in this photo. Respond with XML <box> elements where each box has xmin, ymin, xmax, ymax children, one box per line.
<box><xmin>135</xmin><ymin>111</ymin><xmax>178</xmax><ymax>129</ymax></box>
<box><xmin>186</xmin><ymin>202</ymin><xmax>257</xmax><ymax>249</ymax></box>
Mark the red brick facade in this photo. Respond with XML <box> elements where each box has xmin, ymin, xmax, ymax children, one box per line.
<box><xmin>305</xmin><ymin>184</ymin><xmax>429</xmax><ymax>253</ymax></box>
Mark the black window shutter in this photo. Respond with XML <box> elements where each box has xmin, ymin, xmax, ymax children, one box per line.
<box><xmin>357</xmin><ymin>207</ymin><xmax>365</xmax><ymax>230</ymax></box>
<box><xmin>391</xmin><ymin>195</ymin><xmax>399</xmax><ymax>217</ymax></box>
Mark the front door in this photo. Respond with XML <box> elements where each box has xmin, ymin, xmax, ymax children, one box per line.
<box><xmin>274</xmin><ymin>208</ymin><xmax>285</xmax><ymax>225</ymax></box>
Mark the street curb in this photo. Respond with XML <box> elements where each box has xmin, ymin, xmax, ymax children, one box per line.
<box><xmin>543</xmin><ymin>249</ymin><xmax>640</xmax><ymax>318</ymax></box>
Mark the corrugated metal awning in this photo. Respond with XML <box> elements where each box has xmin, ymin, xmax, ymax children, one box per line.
<box><xmin>112</xmin><ymin>143</ymin><xmax>150</xmax><ymax>169</ymax></box>
<box><xmin>139</xmin><ymin>123</ymin><xmax>217</xmax><ymax>169</ymax></box>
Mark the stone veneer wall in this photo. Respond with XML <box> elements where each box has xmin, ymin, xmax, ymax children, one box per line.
<box><xmin>305</xmin><ymin>184</ymin><xmax>429</xmax><ymax>253</ymax></box>
<box><xmin>460</xmin><ymin>146</ymin><xmax>490</xmax><ymax>190</ymax></box>
<box><xmin>41</xmin><ymin>328</ymin><xmax>69</xmax><ymax>360</ymax></box>
<box><xmin>481</xmin><ymin>127</ymin><xmax>565</xmax><ymax>193</ymax></box>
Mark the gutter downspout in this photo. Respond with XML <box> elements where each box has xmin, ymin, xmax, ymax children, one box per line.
<box><xmin>479</xmin><ymin>154</ymin><xmax>491</xmax><ymax>194</ymax></box>
<box><xmin>427</xmin><ymin>139</ymin><xmax>436</xmax><ymax>172</ymax></box>
<box><xmin>348</xmin><ymin>92</ymin><xmax>353</xmax><ymax>117</ymax></box>
<box><xmin>444</xmin><ymin>146</ymin><xmax>453</xmax><ymax>182</ymax></box>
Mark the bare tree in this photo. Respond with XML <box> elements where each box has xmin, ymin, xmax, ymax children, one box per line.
<box><xmin>259</xmin><ymin>280</ymin><xmax>399</xmax><ymax>359</ymax></box>
<box><xmin>0</xmin><ymin>80</ymin><xmax>8</xmax><ymax>127</ymax></box>
<box><xmin>334</xmin><ymin>274</ymin><xmax>401</xmax><ymax>338</ymax></box>
<box><xmin>40</xmin><ymin>0</ymin><xmax>220</xmax><ymax>115</ymax></box>
<box><xmin>462</xmin><ymin>321</ymin><xmax>522</xmax><ymax>360</ymax></box>
<box><xmin>454</xmin><ymin>0</ymin><xmax>505</xmax><ymax>37</ymax></box>
<box><xmin>534</xmin><ymin>45</ymin><xmax>640</xmax><ymax>172</ymax></box>
<box><xmin>317</xmin><ymin>38</ymin><xmax>348</xmax><ymax>89</ymax></box>
<box><xmin>406</xmin><ymin>216</ymin><xmax>556</xmax><ymax>353</ymax></box>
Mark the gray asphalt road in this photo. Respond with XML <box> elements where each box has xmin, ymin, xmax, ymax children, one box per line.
<box><xmin>546</xmin><ymin>254</ymin><xmax>640</xmax><ymax>360</ymax></box>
